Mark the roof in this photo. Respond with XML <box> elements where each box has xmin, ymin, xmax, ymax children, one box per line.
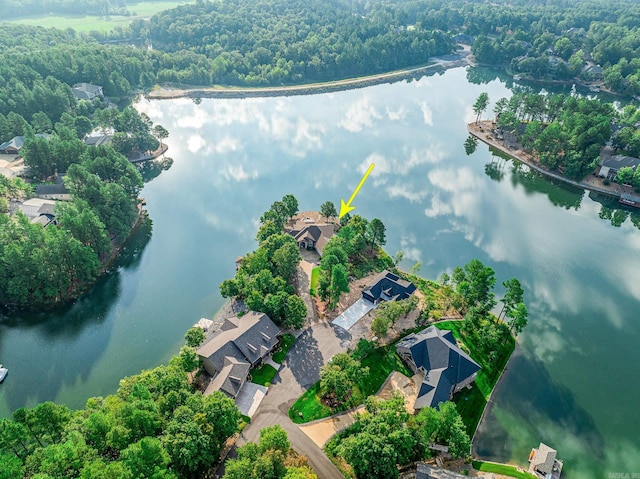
<box><xmin>36</xmin><ymin>180</ymin><xmax>68</xmax><ymax>196</ymax></box>
<box><xmin>603</xmin><ymin>154</ymin><xmax>640</xmax><ymax>170</ymax></box>
<box><xmin>84</xmin><ymin>133</ymin><xmax>113</xmax><ymax>146</ymax></box>
<box><xmin>362</xmin><ymin>270</ymin><xmax>416</xmax><ymax>302</ymax></box>
<box><xmin>0</xmin><ymin>136</ymin><xmax>25</xmax><ymax>152</ymax></box>
<box><xmin>416</xmin><ymin>463</ymin><xmax>470</xmax><ymax>479</ymax></box>
<box><xmin>19</xmin><ymin>198</ymin><xmax>56</xmax><ymax>218</ymax></box>
<box><xmin>208</xmin><ymin>355</ymin><xmax>251</xmax><ymax>398</ymax></box>
<box><xmin>289</xmin><ymin>223</ymin><xmax>336</xmax><ymax>255</ymax></box>
<box><xmin>197</xmin><ymin>311</ymin><xmax>280</xmax><ymax>372</ymax></box>
<box><xmin>397</xmin><ymin>326</ymin><xmax>480</xmax><ymax>409</ymax></box>
<box><xmin>530</xmin><ymin>443</ymin><xmax>557</xmax><ymax>474</ymax></box>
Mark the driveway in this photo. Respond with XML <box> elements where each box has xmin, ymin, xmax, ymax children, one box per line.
<box><xmin>235</xmin><ymin>382</ymin><xmax>267</xmax><ymax>418</ymax></box>
<box><xmin>332</xmin><ymin>298</ymin><xmax>376</xmax><ymax>331</ymax></box>
<box><xmin>236</xmin><ymin>320</ymin><xmax>351</xmax><ymax>479</ymax></box>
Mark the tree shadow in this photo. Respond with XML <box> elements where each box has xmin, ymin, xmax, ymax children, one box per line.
<box><xmin>284</xmin><ymin>328</ymin><xmax>325</xmax><ymax>390</ymax></box>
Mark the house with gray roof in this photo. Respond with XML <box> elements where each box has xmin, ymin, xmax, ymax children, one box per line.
<box><xmin>72</xmin><ymin>83</ymin><xmax>104</xmax><ymax>101</ymax></box>
<box><xmin>598</xmin><ymin>154</ymin><xmax>640</xmax><ymax>181</ymax></box>
<box><xmin>0</xmin><ymin>136</ymin><xmax>25</xmax><ymax>154</ymax></box>
<box><xmin>196</xmin><ymin>311</ymin><xmax>280</xmax><ymax>399</ymax></box>
<box><xmin>286</xmin><ymin>217</ymin><xmax>336</xmax><ymax>256</ymax></box>
<box><xmin>397</xmin><ymin>326</ymin><xmax>480</xmax><ymax>410</ymax></box>
<box><xmin>36</xmin><ymin>177</ymin><xmax>70</xmax><ymax>201</ymax></box>
<box><xmin>362</xmin><ymin>270</ymin><xmax>416</xmax><ymax>304</ymax></box>
<box><xmin>528</xmin><ymin>442</ymin><xmax>563</xmax><ymax>479</ymax></box>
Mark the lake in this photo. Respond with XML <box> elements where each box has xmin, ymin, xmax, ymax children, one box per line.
<box><xmin>1</xmin><ymin>66</ymin><xmax>639</xmax><ymax>477</ymax></box>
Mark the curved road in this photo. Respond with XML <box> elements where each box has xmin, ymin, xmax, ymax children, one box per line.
<box><xmin>239</xmin><ymin>320</ymin><xmax>351</xmax><ymax>479</ymax></box>
<box><xmin>217</xmin><ymin>261</ymin><xmax>352</xmax><ymax>479</ymax></box>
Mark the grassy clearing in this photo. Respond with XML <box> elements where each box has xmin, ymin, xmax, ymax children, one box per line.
<box><xmin>4</xmin><ymin>1</ymin><xmax>195</xmax><ymax>32</ymax></box>
<box><xmin>472</xmin><ymin>460</ymin><xmax>537</xmax><ymax>479</ymax></box>
<box><xmin>272</xmin><ymin>333</ymin><xmax>295</xmax><ymax>364</ymax></box>
<box><xmin>288</xmin><ymin>341</ymin><xmax>413</xmax><ymax>424</ymax></box>
<box><xmin>309</xmin><ymin>266</ymin><xmax>320</xmax><ymax>296</ymax></box>
<box><xmin>249</xmin><ymin>363</ymin><xmax>277</xmax><ymax>387</ymax></box>
<box><xmin>434</xmin><ymin>320</ymin><xmax>514</xmax><ymax>436</ymax></box>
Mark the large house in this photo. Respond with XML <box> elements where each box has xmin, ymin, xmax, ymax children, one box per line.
<box><xmin>196</xmin><ymin>311</ymin><xmax>280</xmax><ymax>399</ymax></box>
<box><xmin>598</xmin><ymin>154</ymin><xmax>640</xmax><ymax>181</ymax></box>
<box><xmin>362</xmin><ymin>270</ymin><xmax>416</xmax><ymax>304</ymax></box>
<box><xmin>286</xmin><ymin>216</ymin><xmax>336</xmax><ymax>256</ymax></box>
<box><xmin>0</xmin><ymin>136</ymin><xmax>25</xmax><ymax>155</ymax></box>
<box><xmin>72</xmin><ymin>83</ymin><xmax>104</xmax><ymax>101</ymax></box>
<box><xmin>528</xmin><ymin>443</ymin><xmax>563</xmax><ymax>479</ymax></box>
<box><xmin>35</xmin><ymin>177</ymin><xmax>70</xmax><ymax>201</ymax></box>
<box><xmin>397</xmin><ymin>326</ymin><xmax>480</xmax><ymax>410</ymax></box>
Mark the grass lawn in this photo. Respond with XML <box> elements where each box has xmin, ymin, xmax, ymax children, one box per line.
<box><xmin>288</xmin><ymin>383</ymin><xmax>333</xmax><ymax>423</ymax></box>
<box><xmin>434</xmin><ymin>320</ymin><xmax>515</xmax><ymax>436</ymax></box>
<box><xmin>4</xmin><ymin>1</ymin><xmax>195</xmax><ymax>32</ymax></box>
<box><xmin>288</xmin><ymin>341</ymin><xmax>413</xmax><ymax>424</ymax></box>
<box><xmin>249</xmin><ymin>363</ymin><xmax>277</xmax><ymax>387</ymax></box>
<box><xmin>272</xmin><ymin>333</ymin><xmax>296</xmax><ymax>364</ymax></box>
<box><xmin>472</xmin><ymin>460</ymin><xmax>537</xmax><ymax>479</ymax></box>
<box><xmin>309</xmin><ymin>266</ymin><xmax>320</xmax><ymax>296</ymax></box>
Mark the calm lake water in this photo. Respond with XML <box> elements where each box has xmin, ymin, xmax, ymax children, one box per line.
<box><xmin>1</xmin><ymin>67</ymin><xmax>639</xmax><ymax>477</ymax></box>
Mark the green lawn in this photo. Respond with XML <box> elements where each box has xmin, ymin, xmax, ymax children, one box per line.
<box><xmin>272</xmin><ymin>333</ymin><xmax>296</xmax><ymax>364</ymax></box>
<box><xmin>288</xmin><ymin>383</ymin><xmax>333</xmax><ymax>423</ymax></box>
<box><xmin>4</xmin><ymin>1</ymin><xmax>195</xmax><ymax>32</ymax></box>
<box><xmin>472</xmin><ymin>460</ymin><xmax>537</xmax><ymax>479</ymax></box>
<box><xmin>249</xmin><ymin>363</ymin><xmax>277</xmax><ymax>387</ymax></box>
<box><xmin>309</xmin><ymin>266</ymin><xmax>320</xmax><ymax>296</ymax></box>
<box><xmin>288</xmin><ymin>341</ymin><xmax>413</xmax><ymax>424</ymax></box>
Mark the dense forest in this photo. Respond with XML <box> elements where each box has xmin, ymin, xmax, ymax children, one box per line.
<box><xmin>5</xmin><ymin>0</ymin><xmax>640</xmax><ymax>91</ymax></box>
<box><xmin>0</xmin><ymin>0</ymin><xmax>174</xmax><ymax>19</ymax></box>
<box><xmin>492</xmin><ymin>91</ymin><xmax>613</xmax><ymax>180</ymax></box>
<box><xmin>0</xmin><ymin>351</ymin><xmax>241</xmax><ymax>478</ymax></box>
<box><xmin>0</xmin><ymin>143</ymin><xmax>144</xmax><ymax>307</ymax></box>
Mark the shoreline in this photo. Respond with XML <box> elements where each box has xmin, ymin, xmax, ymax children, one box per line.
<box><xmin>471</xmin><ymin>342</ymin><xmax>519</xmax><ymax>455</ymax></box>
<box><xmin>146</xmin><ymin>51</ymin><xmax>471</xmax><ymax>100</ymax></box>
<box><xmin>468</xmin><ymin>121</ymin><xmax>629</xmax><ymax>200</ymax></box>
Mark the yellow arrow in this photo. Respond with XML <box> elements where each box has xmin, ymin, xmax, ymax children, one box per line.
<box><xmin>339</xmin><ymin>163</ymin><xmax>375</xmax><ymax>219</ymax></box>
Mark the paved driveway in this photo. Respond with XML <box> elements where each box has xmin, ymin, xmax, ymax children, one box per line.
<box><xmin>235</xmin><ymin>382</ymin><xmax>267</xmax><ymax>418</ymax></box>
<box><xmin>332</xmin><ymin>298</ymin><xmax>376</xmax><ymax>331</ymax></box>
<box><xmin>236</xmin><ymin>320</ymin><xmax>350</xmax><ymax>479</ymax></box>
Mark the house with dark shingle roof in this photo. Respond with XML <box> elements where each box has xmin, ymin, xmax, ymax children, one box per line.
<box><xmin>397</xmin><ymin>325</ymin><xmax>480</xmax><ymax>410</ymax></box>
<box><xmin>599</xmin><ymin>154</ymin><xmax>640</xmax><ymax>181</ymax></box>
<box><xmin>362</xmin><ymin>270</ymin><xmax>416</xmax><ymax>304</ymax></box>
<box><xmin>286</xmin><ymin>218</ymin><xmax>336</xmax><ymax>256</ymax></box>
<box><xmin>196</xmin><ymin>311</ymin><xmax>280</xmax><ymax>399</ymax></box>
<box><xmin>72</xmin><ymin>83</ymin><xmax>104</xmax><ymax>101</ymax></box>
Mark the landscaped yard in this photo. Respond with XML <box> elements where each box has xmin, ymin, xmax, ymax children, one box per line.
<box><xmin>472</xmin><ymin>460</ymin><xmax>537</xmax><ymax>479</ymax></box>
<box><xmin>288</xmin><ymin>341</ymin><xmax>413</xmax><ymax>424</ymax></box>
<box><xmin>309</xmin><ymin>266</ymin><xmax>320</xmax><ymax>296</ymax></box>
<box><xmin>272</xmin><ymin>333</ymin><xmax>296</xmax><ymax>364</ymax></box>
<box><xmin>435</xmin><ymin>320</ymin><xmax>515</xmax><ymax>436</ymax></box>
<box><xmin>5</xmin><ymin>1</ymin><xmax>195</xmax><ymax>32</ymax></box>
<box><xmin>249</xmin><ymin>363</ymin><xmax>277</xmax><ymax>387</ymax></box>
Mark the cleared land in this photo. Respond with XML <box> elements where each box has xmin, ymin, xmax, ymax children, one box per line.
<box><xmin>3</xmin><ymin>1</ymin><xmax>195</xmax><ymax>32</ymax></box>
